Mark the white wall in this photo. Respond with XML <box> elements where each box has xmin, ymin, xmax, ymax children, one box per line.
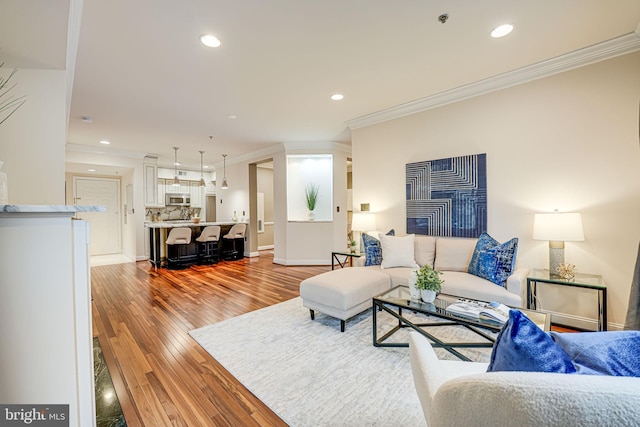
<box><xmin>0</xmin><ymin>69</ymin><xmax>67</xmax><ymax>204</ymax></box>
<box><xmin>352</xmin><ymin>52</ymin><xmax>640</xmax><ymax>329</ymax></box>
<box><xmin>257</xmin><ymin>166</ymin><xmax>274</xmax><ymax>249</ymax></box>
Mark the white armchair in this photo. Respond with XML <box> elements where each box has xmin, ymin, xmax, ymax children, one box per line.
<box><xmin>409</xmin><ymin>331</ymin><xmax>640</xmax><ymax>427</ymax></box>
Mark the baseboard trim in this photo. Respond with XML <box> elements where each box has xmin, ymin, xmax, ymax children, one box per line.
<box><xmin>272</xmin><ymin>257</ymin><xmax>329</xmax><ymax>266</ymax></box>
<box><xmin>548</xmin><ymin>312</ymin><xmax>622</xmax><ymax>331</ymax></box>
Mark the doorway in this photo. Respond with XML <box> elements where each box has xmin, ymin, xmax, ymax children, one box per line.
<box><xmin>73</xmin><ymin>177</ymin><xmax>121</xmax><ymax>255</ymax></box>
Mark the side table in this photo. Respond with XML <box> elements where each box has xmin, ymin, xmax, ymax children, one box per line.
<box><xmin>526</xmin><ymin>268</ymin><xmax>607</xmax><ymax>331</ymax></box>
<box><xmin>331</xmin><ymin>251</ymin><xmax>361</xmax><ymax>270</ymax></box>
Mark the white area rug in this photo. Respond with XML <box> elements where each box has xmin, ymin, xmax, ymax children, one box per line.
<box><xmin>189</xmin><ymin>297</ymin><xmax>494</xmax><ymax>427</ymax></box>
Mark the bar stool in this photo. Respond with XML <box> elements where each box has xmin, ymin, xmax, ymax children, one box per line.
<box><xmin>222</xmin><ymin>223</ymin><xmax>247</xmax><ymax>260</ymax></box>
<box><xmin>165</xmin><ymin>227</ymin><xmax>193</xmax><ymax>269</ymax></box>
<box><xmin>196</xmin><ymin>225</ymin><xmax>221</xmax><ymax>265</ymax></box>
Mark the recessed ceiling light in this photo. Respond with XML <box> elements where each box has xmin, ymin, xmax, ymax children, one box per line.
<box><xmin>491</xmin><ymin>24</ymin><xmax>514</xmax><ymax>38</ymax></box>
<box><xmin>87</xmin><ymin>169</ymin><xmax>97</xmax><ymax>172</ymax></box>
<box><xmin>99</xmin><ymin>140</ymin><xmax>110</xmax><ymax>145</ymax></box>
<box><xmin>204</xmin><ymin>165</ymin><xmax>210</xmax><ymax>169</ymax></box>
<box><xmin>200</xmin><ymin>34</ymin><xmax>221</xmax><ymax>48</ymax></box>
<box><xmin>228</xmin><ymin>114</ymin><xmax>237</xmax><ymax>119</ymax></box>
<box><xmin>330</xmin><ymin>93</ymin><xmax>344</xmax><ymax>101</ymax></box>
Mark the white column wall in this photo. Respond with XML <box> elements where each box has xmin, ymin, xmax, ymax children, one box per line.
<box><xmin>0</xmin><ymin>69</ymin><xmax>67</xmax><ymax>204</ymax></box>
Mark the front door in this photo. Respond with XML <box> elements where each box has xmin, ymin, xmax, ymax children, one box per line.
<box><xmin>74</xmin><ymin>177</ymin><xmax>121</xmax><ymax>255</ymax></box>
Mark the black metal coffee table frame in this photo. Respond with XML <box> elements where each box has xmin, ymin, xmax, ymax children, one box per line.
<box><xmin>372</xmin><ymin>286</ymin><xmax>512</xmax><ymax>361</ymax></box>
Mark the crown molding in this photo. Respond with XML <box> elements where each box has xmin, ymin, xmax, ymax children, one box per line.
<box><xmin>282</xmin><ymin>141</ymin><xmax>351</xmax><ymax>153</ymax></box>
<box><xmin>346</xmin><ymin>32</ymin><xmax>640</xmax><ymax>130</ymax></box>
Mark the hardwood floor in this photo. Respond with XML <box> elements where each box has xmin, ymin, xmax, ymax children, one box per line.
<box><xmin>91</xmin><ymin>252</ymin><xmax>329</xmax><ymax>426</ymax></box>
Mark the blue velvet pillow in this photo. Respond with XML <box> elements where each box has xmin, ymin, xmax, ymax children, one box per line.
<box><xmin>468</xmin><ymin>232</ymin><xmax>518</xmax><ymax>287</ymax></box>
<box><xmin>362</xmin><ymin>229</ymin><xmax>394</xmax><ymax>266</ymax></box>
<box><xmin>487</xmin><ymin>310</ymin><xmax>576</xmax><ymax>373</ymax></box>
<box><xmin>551</xmin><ymin>331</ymin><xmax>640</xmax><ymax>377</ymax></box>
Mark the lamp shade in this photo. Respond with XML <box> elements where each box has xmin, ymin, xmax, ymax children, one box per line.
<box><xmin>351</xmin><ymin>212</ymin><xmax>376</xmax><ymax>232</ymax></box>
<box><xmin>533</xmin><ymin>212</ymin><xmax>584</xmax><ymax>242</ymax></box>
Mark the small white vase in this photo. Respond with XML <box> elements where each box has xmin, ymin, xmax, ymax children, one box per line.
<box><xmin>408</xmin><ymin>270</ymin><xmax>421</xmax><ymax>300</ymax></box>
<box><xmin>307</xmin><ymin>210</ymin><xmax>315</xmax><ymax>221</ymax></box>
<box><xmin>421</xmin><ymin>289</ymin><xmax>437</xmax><ymax>303</ymax></box>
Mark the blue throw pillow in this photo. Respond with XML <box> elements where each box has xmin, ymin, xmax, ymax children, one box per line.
<box><xmin>468</xmin><ymin>232</ymin><xmax>518</xmax><ymax>287</ymax></box>
<box><xmin>551</xmin><ymin>331</ymin><xmax>640</xmax><ymax>377</ymax></box>
<box><xmin>362</xmin><ymin>229</ymin><xmax>394</xmax><ymax>266</ymax></box>
<box><xmin>487</xmin><ymin>310</ymin><xmax>576</xmax><ymax>373</ymax></box>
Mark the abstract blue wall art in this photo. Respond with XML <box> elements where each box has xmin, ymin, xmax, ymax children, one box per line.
<box><xmin>406</xmin><ymin>153</ymin><xmax>487</xmax><ymax>237</ymax></box>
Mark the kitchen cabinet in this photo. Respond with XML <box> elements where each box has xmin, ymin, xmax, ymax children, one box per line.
<box><xmin>144</xmin><ymin>162</ymin><xmax>158</xmax><ymax>206</ymax></box>
<box><xmin>157</xmin><ymin>179</ymin><xmax>166</xmax><ymax>207</ymax></box>
<box><xmin>190</xmin><ymin>182</ymin><xmax>202</xmax><ymax>207</ymax></box>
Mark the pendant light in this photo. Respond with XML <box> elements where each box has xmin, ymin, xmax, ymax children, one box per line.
<box><xmin>172</xmin><ymin>147</ymin><xmax>180</xmax><ymax>186</ymax></box>
<box><xmin>198</xmin><ymin>150</ymin><xmax>206</xmax><ymax>187</ymax></box>
<box><xmin>221</xmin><ymin>154</ymin><xmax>229</xmax><ymax>189</ymax></box>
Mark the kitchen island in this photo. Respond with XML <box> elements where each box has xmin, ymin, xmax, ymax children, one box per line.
<box><xmin>145</xmin><ymin>221</ymin><xmax>248</xmax><ymax>267</ymax></box>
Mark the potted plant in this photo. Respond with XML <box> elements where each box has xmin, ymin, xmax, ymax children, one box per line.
<box><xmin>305</xmin><ymin>183</ymin><xmax>319</xmax><ymax>220</ymax></box>
<box><xmin>414</xmin><ymin>264</ymin><xmax>444</xmax><ymax>303</ymax></box>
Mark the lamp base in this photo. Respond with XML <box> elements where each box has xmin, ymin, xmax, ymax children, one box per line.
<box><xmin>549</xmin><ymin>241</ymin><xmax>565</xmax><ymax>278</ymax></box>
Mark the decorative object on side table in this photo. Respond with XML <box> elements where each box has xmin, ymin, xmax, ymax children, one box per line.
<box><xmin>414</xmin><ymin>264</ymin><xmax>444</xmax><ymax>303</ymax></box>
<box><xmin>556</xmin><ymin>263</ymin><xmax>576</xmax><ymax>280</ymax></box>
<box><xmin>305</xmin><ymin>182</ymin><xmax>319</xmax><ymax>220</ymax></box>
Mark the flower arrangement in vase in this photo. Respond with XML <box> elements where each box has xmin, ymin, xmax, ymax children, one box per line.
<box><xmin>414</xmin><ymin>264</ymin><xmax>444</xmax><ymax>303</ymax></box>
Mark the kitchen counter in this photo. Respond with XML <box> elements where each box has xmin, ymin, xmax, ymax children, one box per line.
<box><xmin>145</xmin><ymin>221</ymin><xmax>249</xmax><ymax>267</ymax></box>
<box><xmin>145</xmin><ymin>220</ymin><xmax>240</xmax><ymax>228</ymax></box>
<box><xmin>1</xmin><ymin>204</ymin><xmax>106</xmax><ymax>214</ymax></box>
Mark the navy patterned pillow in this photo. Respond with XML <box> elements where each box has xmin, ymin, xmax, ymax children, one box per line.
<box><xmin>362</xmin><ymin>229</ymin><xmax>395</xmax><ymax>266</ymax></box>
<box><xmin>468</xmin><ymin>232</ymin><xmax>518</xmax><ymax>287</ymax></box>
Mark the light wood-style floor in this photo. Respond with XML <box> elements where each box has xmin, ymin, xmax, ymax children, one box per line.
<box><xmin>91</xmin><ymin>252</ymin><xmax>329</xmax><ymax>426</ymax></box>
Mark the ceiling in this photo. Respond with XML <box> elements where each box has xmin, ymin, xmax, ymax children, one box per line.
<box><xmin>3</xmin><ymin>1</ymin><xmax>640</xmax><ymax>172</ymax></box>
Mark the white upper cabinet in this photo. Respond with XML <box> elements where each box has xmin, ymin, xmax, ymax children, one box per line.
<box><xmin>190</xmin><ymin>182</ymin><xmax>202</xmax><ymax>207</ymax></box>
<box><xmin>143</xmin><ymin>162</ymin><xmax>159</xmax><ymax>207</ymax></box>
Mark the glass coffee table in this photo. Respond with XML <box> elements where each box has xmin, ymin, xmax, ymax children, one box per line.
<box><xmin>373</xmin><ymin>285</ymin><xmax>550</xmax><ymax>361</ymax></box>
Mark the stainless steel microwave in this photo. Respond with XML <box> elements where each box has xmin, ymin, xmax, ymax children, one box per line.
<box><xmin>165</xmin><ymin>193</ymin><xmax>191</xmax><ymax>206</ymax></box>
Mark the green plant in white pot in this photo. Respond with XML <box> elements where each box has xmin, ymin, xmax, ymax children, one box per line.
<box><xmin>415</xmin><ymin>264</ymin><xmax>444</xmax><ymax>303</ymax></box>
<box><xmin>305</xmin><ymin>183</ymin><xmax>319</xmax><ymax>220</ymax></box>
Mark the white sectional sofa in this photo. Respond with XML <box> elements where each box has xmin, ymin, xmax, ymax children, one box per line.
<box><xmin>357</xmin><ymin>233</ymin><xmax>526</xmax><ymax>307</ymax></box>
<box><xmin>409</xmin><ymin>331</ymin><xmax>640</xmax><ymax>426</ymax></box>
<box><xmin>300</xmin><ymin>232</ymin><xmax>525</xmax><ymax>331</ymax></box>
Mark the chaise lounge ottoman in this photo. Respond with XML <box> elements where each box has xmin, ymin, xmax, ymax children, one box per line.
<box><xmin>300</xmin><ymin>268</ymin><xmax>391</xmax><ymax>332</ymax></box>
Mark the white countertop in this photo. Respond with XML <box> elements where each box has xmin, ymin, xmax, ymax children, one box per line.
<box><xmin>0</xmin><ymin>204</ymin><xmax>106</xmax><ymax>213</ymax></box>
<box><xmin>145</xmin><ymin>221</ymin><xmax>244</xmax><ymax>228</ymax></box>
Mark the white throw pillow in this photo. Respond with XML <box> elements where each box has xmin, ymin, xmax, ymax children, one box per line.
<box><xmin>380</xmin><ymin>234</ymin><xmax>419</xmax><ymax>269</ymax></box>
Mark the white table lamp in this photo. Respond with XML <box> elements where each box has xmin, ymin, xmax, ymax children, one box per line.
<box><xmin>351</xmin><ymin>212</ymin><xmax>376</xmax><ymax>253</ymax></box>
<box><xmin>533</xmin><ymin>211</ymin><xmax>584</xmax><ymax>276</ymax></box>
